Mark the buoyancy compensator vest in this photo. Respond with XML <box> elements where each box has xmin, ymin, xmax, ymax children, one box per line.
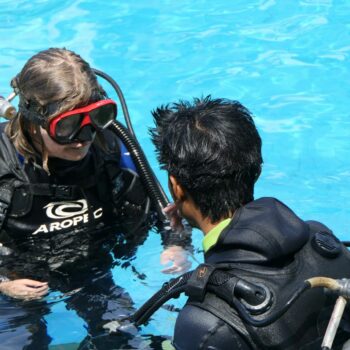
<box><xmin>186</xmin><ymin>222</ymin><xmax>350</xmax><ymax>349</ymax></box>
<box><xmin>0</xmin><ymin>123</ymin><xmax>151</xmax><ymax>276</ymax></box>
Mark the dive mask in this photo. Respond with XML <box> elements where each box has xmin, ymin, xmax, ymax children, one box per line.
<box><xmin>19</xmin><ymin>98</ymin><xmax>117</xmax><ymax>144</ymax></box>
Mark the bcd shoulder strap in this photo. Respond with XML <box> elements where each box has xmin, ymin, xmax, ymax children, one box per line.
<box><xmin>0</xmin><ymin>180</ymin><xmax>15</xmax><ymax>230</ymax></box>
<box><xmin>0</xmin><ymin>129</ymin><xmax>28</xmax><ymax>227</ymax></box>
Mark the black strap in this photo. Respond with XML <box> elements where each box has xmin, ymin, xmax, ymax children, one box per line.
<box><xmin>0</xmin><ymin>182</ymin><xmax>14</xmax><ymax>230</ymax></box>
<box><xmin>16</xmin><ymin>169</ymin><xmax>99</xmax><ymax>200</ymax></box>
<box><xmin>26</xmin><ymin>183</ymin><xmax>81</xmax><ymax>200</ymax></box>
<box><xmin>185</xmin><ymin>263</ymin><xmax>217</xmax><ymax>302</ymax></box>
<box><xmin>17</xmin><ymin>97</ymin><xmax>47</xmax><ymax>127</ymax></box>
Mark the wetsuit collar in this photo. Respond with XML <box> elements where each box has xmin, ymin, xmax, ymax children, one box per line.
<box><xmin>202</xmin><ymin>218</ymin><xmax>232</xmax><ymax>253</ymax></box>
<box><xmin>205</xmin><ymin>198</ymin><xmax>310</xmax><ymax>264</ymax></box>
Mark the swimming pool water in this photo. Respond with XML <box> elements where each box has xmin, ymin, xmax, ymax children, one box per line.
<box><xmin>1</xmin><ymin>0</ymin><xmax>350</xmax><ymax>348</ymax></box>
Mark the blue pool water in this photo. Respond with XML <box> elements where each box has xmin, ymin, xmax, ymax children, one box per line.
<box><xmin>1</xmin><ymin>0</ymin><xmax>350</xmax><ymax>348</ymax></box>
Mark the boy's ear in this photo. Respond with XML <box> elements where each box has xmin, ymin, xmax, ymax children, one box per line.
<box><xmin>169</xmin><ymin>175</ymin><xmax>186</xmax><ymax>201</ymax></box>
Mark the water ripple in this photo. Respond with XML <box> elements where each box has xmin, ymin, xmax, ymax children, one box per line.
<box><xmin>239</xmin><ymin>15</ymin><xmax>328</xmax><ymax>42</ymax></box>
<box><xmin>1</xmin><ymin>0</ymin><xmax>350</xmax><ymax>345</ymax></box>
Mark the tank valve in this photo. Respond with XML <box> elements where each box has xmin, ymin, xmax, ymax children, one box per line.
<box><xmin>0</xmin><ymin>95</ymin><xmax>16</xmax><ymax>119</ymax></box>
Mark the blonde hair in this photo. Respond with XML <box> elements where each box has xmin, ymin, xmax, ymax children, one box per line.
<box><xmin>6</xmin><ymin>48</ymin><xmax>106</xmax><ymax>171</ymax></box>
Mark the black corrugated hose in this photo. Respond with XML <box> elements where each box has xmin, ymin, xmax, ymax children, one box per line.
<box><xmin>132</xmin><ymin>271</ymin><xmax>192</xmax><ymax>326</ymax></box>
<box><xmin>92</xmin><ymin>68</ymin><xmax>169</xmax><ymax>222</ymax></box>
<box><xmin>109</xmin><ymin>120</ymin><xmax>168</xmax><ymax>221</ymax></box>
<box><xmin>131</xmin><ymin>268</ymin><xmax>311</xmax><ymax>328</ymax></box>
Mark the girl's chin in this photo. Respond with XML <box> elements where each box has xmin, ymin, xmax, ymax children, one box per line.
<box><xmin>59</xmin><ymin>148</ymin><xmax>90</xmax><ymax>161</ymax></box>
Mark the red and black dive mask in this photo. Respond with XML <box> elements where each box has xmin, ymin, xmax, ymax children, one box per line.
<box><xmin>19</xmin><ymin>98</ymin><xmax>117</xmax><ymax>144</ymax></box>
<box><xmin>48</xmin><ymin>99</ymin><xmax>117</xmax><ymax>144</ymax></box>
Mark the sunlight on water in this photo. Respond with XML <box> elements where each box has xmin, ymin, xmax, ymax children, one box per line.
<box><xmin>1</xmin><ymin>0</ymin><xmax>350</xmax><ymax>347</ymax></box>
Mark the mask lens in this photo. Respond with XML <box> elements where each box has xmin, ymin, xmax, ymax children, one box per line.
<box><xmin>55</xmin><ymin>113</ymin><xmax>83</xmax><ymax>138</ymax></box>
<box><xmin>89</xmin><ymin>103</ymin><xmax>116</xmax><ymax>129</ymax></box>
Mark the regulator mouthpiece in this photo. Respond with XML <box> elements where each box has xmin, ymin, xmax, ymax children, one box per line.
<box><xmin>0</xmin><ymin>95</ymin><xmax>17</xmax><ymax>119</ymax></box>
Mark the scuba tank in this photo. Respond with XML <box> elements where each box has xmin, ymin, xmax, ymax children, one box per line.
<box><xmin>0</xmin><ymin>94</ymin><xmax>16</xmax><ymax>119</ymax></box>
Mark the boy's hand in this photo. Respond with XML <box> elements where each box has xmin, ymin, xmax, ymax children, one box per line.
<box><xmin>162</xmin><ymin>203</ymin><xmax>184</xmax><ymax>232</ymax></box>
<box><xmin>160</xmin><ymin>245</ymin><xmax>192</xmax><ymax>274</ymax></box>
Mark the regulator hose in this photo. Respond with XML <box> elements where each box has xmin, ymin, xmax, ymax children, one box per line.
<box><xmin>92</xmin><ymin>68</ymin><xmax>170</xmax><ymax>222</ymax></box>
<box><xmin>131</xmin><ymin>266</ymin><xmax>350</xmax><ymax>329</ymax></box>
<box><xmin>109</xmin><ymin>120</ymin><xmax>168</xmax><ymax>222</ymax></box>
<box><xmin>92</xmin><ymin>68</ymin><xmax>136</xmax><ymax>138</ymax></box>
<box><xmin>132</xmin><ymin>271</ymin><xmax>192</xmax><ymax>326</ymax></box>
<box><xmin>132</xmin><ymin>267</ymin><xmax>272</xmax><ymax>327</ymax></box>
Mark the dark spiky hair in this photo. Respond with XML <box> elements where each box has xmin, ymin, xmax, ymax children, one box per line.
<box><xmin>150</xmin><ymin>96</ymin><xmax>263</xmax><ymax>223</ymax></box>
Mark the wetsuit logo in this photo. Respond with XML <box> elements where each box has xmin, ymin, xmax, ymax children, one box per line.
<box><xmin>45</xmin><ymin>200</ymin><xmax>88</xmax><ymax>219</ymax></box>
<box><xmin>32</xmin><ymin>199</ymin><xmax>103</xmax><ymax>235</ymax></box>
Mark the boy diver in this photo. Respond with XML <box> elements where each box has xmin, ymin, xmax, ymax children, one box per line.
<box><xmin>146</xmin><ymin>96</ymin><xmax>350</xmax><ymax>349</ymax></box>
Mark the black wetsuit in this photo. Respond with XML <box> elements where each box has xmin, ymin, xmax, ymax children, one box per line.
<box><xmin>0</xmin><ymin>122</ymin><xmax>154</xmax><ymax>349</ymax></box>
<box><xmin>173</xmin><ymin>198</ymin><xmax>350</xmax><ymax>350</ymax></box>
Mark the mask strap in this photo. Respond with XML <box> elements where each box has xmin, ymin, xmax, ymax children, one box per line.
<box><xmin>17</xmin><ymin>95</ymin><xmax>48</xmax><ymax>127</ymax></box>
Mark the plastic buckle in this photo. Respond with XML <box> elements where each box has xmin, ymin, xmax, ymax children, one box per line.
<box><xmin>0</xmin><ymin>201</ymin><xmax>8</xmax><ymax>216</ymax></box>
<box><xmin>52</xmin><ymin>185</ymin><xmax>73</xmax><ymax>199</ymax></box>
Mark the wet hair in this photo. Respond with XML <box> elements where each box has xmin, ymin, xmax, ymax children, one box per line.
<box><xmin>150</xmin><ymin>96</ymin><xmax>263</xmax><ymax>223</ymax></box>
<box><xmin>5</xmin><ymin>47</ymin><xmax>107</xmax><ymax>170</ymax></box>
